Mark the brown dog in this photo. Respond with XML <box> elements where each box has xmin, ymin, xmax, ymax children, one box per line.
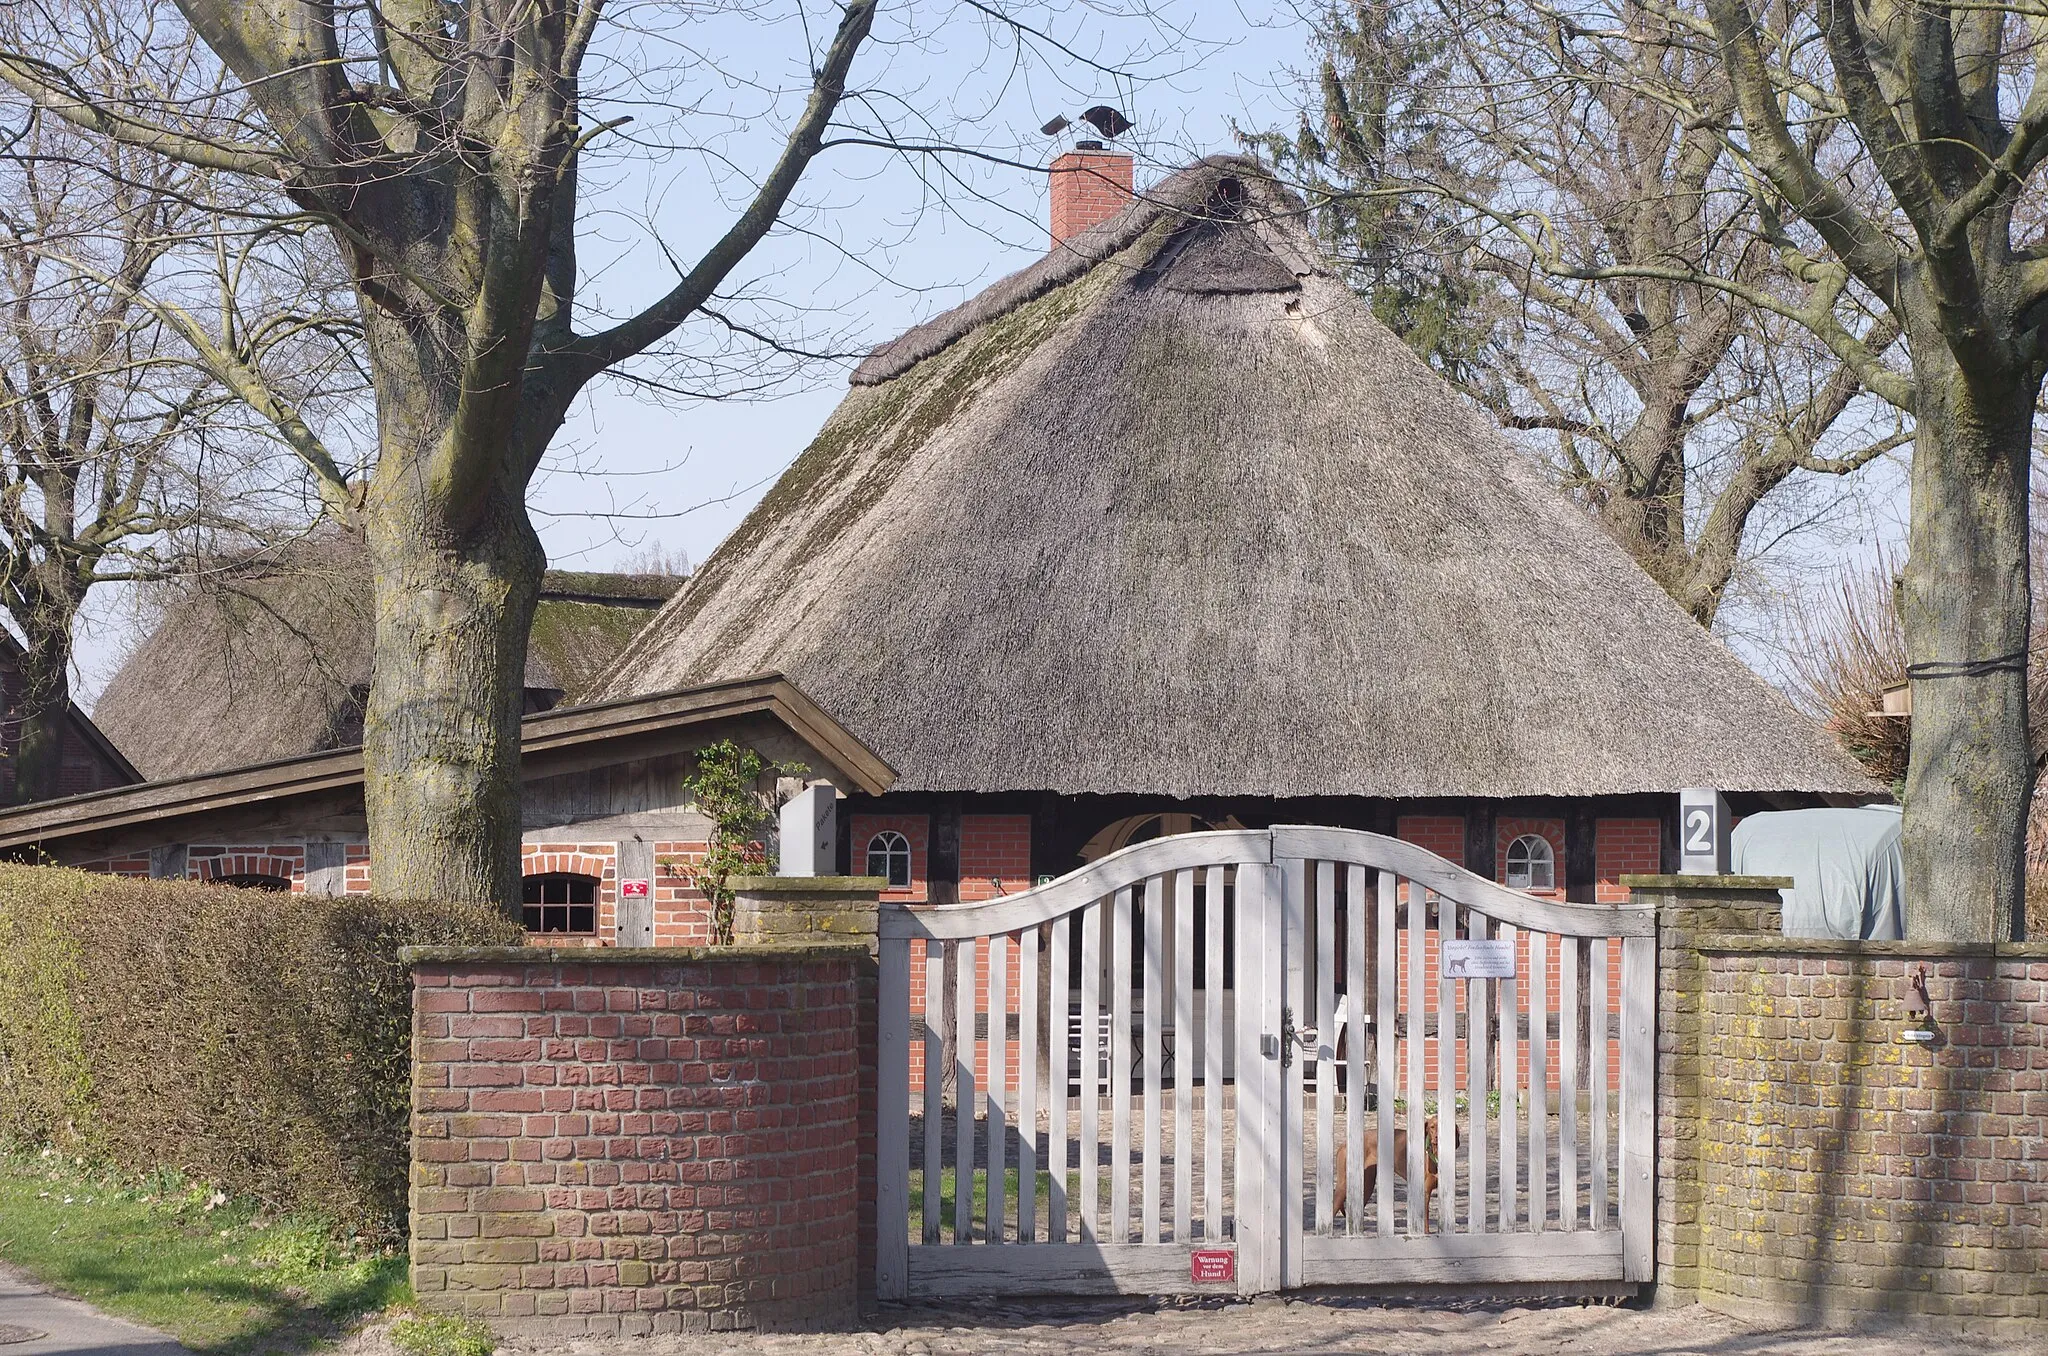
<box><xmin>1331</xmin><ymin>1116</ymin><xmax>1451</xmax><ymax>1232</ymax></box>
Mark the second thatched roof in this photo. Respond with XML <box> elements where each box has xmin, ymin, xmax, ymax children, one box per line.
<box><xmin>96</xmin><ymin>534</ymin><xmax>682</xmax><ymax>781</ymax></box>
<box><xmin>597</xmin><ymin>156</ymin><xmax>1873</xmax><ymax>800</ymax></box>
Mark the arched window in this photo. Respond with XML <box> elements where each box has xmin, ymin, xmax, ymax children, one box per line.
<box><xmin>1504</xmin><ymin>834</ymin><xmax>1556</xmax><ymax>891</ymax></box>
<box><xmin>217</xmin><ymin>873</ymin><xmax>291</xmax><ymax>892</ymax></box>
<box><xmin>523</xmin><ymin>872</ymin><xmax>599</xmax><ymax>934</ymax></box>
<box><xmin>865</xmin><ymin>831</ymin><xmax>912</xmax><ymax>888</ymax></box>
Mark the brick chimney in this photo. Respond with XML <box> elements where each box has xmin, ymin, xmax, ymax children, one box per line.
<box><xmin>1049</xmin><ymin>145</ymin><xmax>1134</xmax><ymax>246</ymax></box>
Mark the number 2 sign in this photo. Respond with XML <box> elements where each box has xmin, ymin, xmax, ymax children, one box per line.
<box><xmin>1679</xmin><ymin>788</ymin><xmax>1729</xmax><ymax>874</ymax></box>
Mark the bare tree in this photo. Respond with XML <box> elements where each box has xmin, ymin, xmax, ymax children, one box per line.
<box><xmin>1255</xmin><ymin>1</ymin><xmax>1908</xmax><ymax>626</ymax></box>
<box><xmin>0</xmin><ymin>8</ymin><xmax>351</xmax><ymax>803</ymax></box>
<box><xmin>0</xmin><ymin>0</ymin><xmax>1185</xmax><ymax>905</ymax></box>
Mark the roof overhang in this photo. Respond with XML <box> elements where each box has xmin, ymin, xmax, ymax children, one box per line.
<box><xmin>0</xmin><ymin>673</ymin><xmax>893</xmax><ymax>852</ymax></box>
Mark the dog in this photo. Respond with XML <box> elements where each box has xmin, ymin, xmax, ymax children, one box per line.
<box><xmin>1331</xmin><ymin>1115</ymin><xmax>1454</xmax><ymax>1233</ymax></box>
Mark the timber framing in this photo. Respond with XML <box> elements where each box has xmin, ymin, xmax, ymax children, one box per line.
<box><xmin>0</xmin><ymin>673</ymin><xmax>892</xmax><ymax>853</ymax></box>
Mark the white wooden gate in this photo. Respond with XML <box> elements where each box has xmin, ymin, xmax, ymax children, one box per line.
<box><xmin>874</xmin><ymin>827</ymin><xmax>1655</xmax><ymax>1299</ymax></box>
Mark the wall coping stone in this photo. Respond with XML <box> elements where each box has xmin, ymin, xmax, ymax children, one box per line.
<box><xmin>400</xmin><ymin>943</ymin><xmax>871</xmax><ymax>965</ymax></box>
<box><xmin>1620</xmin><ymin>874</ymin><xmax>1793</xmax><ymax>890</ymax></box>
<box><xmin>1696</xmin><ymin>932</ymin><xmax>2048</xmax><ymax>959</ymax></box>
<box><xmin>732</xmin><ymin>874</ymin><xmax>888</xmax><ymax>895</ymax></box>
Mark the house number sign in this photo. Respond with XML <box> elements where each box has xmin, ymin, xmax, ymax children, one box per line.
<box><xmin>1441</xmin><ymin>938</ymin><xmax>1516</xmax><ymax>979</ymax></box>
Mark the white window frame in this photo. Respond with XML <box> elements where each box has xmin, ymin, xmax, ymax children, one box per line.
<box><xmin>1504</xmin><ymin>833</ymin><xmax>1556</xmax><ymax>891</ymax></box>
<box><xmin>866</xmin><ymin>831</ymin><xmax>912</xmax><ymax>888</ymax></box>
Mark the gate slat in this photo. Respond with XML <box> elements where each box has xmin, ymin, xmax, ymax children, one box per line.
<box><xmin>1559</xmin><ymin>935</ymin><xmax>1579</xmax><ymax>1233</ymax></box>
<box><xmin>1591</xmin><ymin>936</ymin><xmax>1610</xmax><ymax>1233</ymax></box>
<box><xmin>956</xmin><ymin>937</ymin><xmax>978</xmax><ymax>1244</ymax></box>
<box><xmin>1528</xmin><ymin>930</ymin><xmax>1548</xmax><ymax>1233</ymax></box>
<box><xmin>878</xmin><ymin>935</ymin><xmax>910</xmax><ymax>1296</ymax></box>
<box><xmin>988</xmin><ymin>932</ymin><xmax>1008</xmax><ymax>1244</ymax></box>
<box><xmin>925</xmin><ymin>942</ymin><xmax>944</xmax><ymax>1244</ymax></box>
<box><xmin>1345</xmin><ymin>864</ymin><xmax>1366</xmax><ymax>1237</ymax></box>
<box><xmin>1437</xmin><ymin>898</ymin><xmax>1456</xmax><ymax>1234</ymax></box>
<box><xmin>1375</xmin><ymin>870</ymin><xmax>1396</xmax><ymax>1238</ymax></box>
<box><xmin>1019</xmin><ymin>927</ymin><xmax>1039</xmax><ymax>1243</ymax></box>
<box><xmin>1315</xmin><ymin>860</ymin><xmax>1336</xmax><ymax>1236</ymax></box>
<box><xmin>1498</xmin><ymin>923</ymin><xmax>1519</xmax><ymax>1232</ymax></box>
<box><xmin>1050</xmin><ymin>916</ymin><xmax>1071</xmax><ymax>1243</ymax></box>
<box><xmin>1280</xmin><ymin>856</ymin><xmax>1307</xmax><ymax>1287</ymax></box>
<box><xmin>1079</xmin><ymin>901</ymin><xmax>1102</xmax><ymax>1243</ymax></box>
<box><xmin>1141</xmin><ymin>876</ymin><xmax>1163</xmax><ymax>1244</ymax></box>
<box><xmin>1405</xmin><ymin>882</ymin><xmax>1425</xmax><ymax>1238</ymax></box>
<box><xmin>1173</xmin><ymin>870</ymin><xmax>1194</xmax><ymax>1245</ymax></box>
<box><xmin>1202</xmin><ymin>867</ymin><xmax>1225</xmax><ymax>1241</ymax></box>
<box><xmin>1466</xmin><ymin>910</ymin><xmax>1489</xmax><ymax>1235</ymax></box>
<box><xmin>1620</xmin><ymin>933</ymin><xmax>1655</xmax><ymax>1281</ymax></box>
<box><xmin>1111</xmin><ymin>887</ymin><xmax>1134</xmax><ymax>1244</ymax></box>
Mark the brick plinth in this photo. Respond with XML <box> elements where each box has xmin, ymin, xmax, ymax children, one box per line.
<box><xmin>1634</xmin><ymin>877</ymin><xmax>2048</xmax><ymax>1335</ymax></box>
<box><xmin>405</xmin><ymin>945</ymin><xmax>867</xmax><ymax>1336</ymax></box>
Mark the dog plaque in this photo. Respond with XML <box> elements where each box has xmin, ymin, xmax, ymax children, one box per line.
<box><xmin>620</xmin><ymin>879</ymin><xmax>651</xmax><ymax>900</ymax></box>
<box><xmin>1190</xmin><ymin>1249</ymin><xmax>1235</xmax><ymax>1284</ymax></box>
<box><xmin>1441</xmin><ymin>938</ymin><xmax>1516</xmax><ymax>979</ymax></box>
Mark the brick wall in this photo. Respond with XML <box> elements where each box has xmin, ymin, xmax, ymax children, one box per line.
<box><xmin>1048</xmin><ymin>149</ymin><xmax>1134</xmax><ymax>245</ymax></box>
<box><xmin>652</xmin><ymin>842</ymin><xmax>713</xmax><ymax>944</ymax></box>
<box><xmin>1685</xmin><ymin>941</ymin><xmax>2048</xmax><ymax>1333</ymax></box>
<box><xmin>1645</xmin><ymin>874</ymin><xmax>2048</xmax><ymax>1336</ymax></box>
<box><xmin>409</xmin><ymin>948</ymin><xmax>865</xmax><ymax>1335</ymax></box>
<box><xmin>1594</xmin><ymin>818</ymin><xmax>1661</xmax><ymax>903</ymax></box>
<box><xmin>189</xmin><ymin>844</ymin><xmax>307</xmax><ymax>891</ymax></box>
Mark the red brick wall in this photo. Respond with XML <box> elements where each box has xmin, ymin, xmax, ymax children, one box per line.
<box><xmin>1595</xmin><ymin>818</ymin><xmax>1662</xmax><ymax>903</ymax></box>
<box><xmin>410</xmin><ymin>951</ymin><xmax>863</xmax><ymax>1335</ymax></box>
<box><xmin>1049</xmin><ymin>150</ymin><xmax>1134</xmax><ymax>244</ymax></box>
<box><xmin>652</xmin><ymin>841</ymin><xmax>713</xmax><ymax>945</ymax></box>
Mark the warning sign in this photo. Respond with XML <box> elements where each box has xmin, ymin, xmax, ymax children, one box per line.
<box><xmin>1190</xmin><ymin>1249</ymin><xmax>1235</xmax><ymax>1284</ymax></box>
<box><xmin>620</xmin><ymin>879</ymin><xmax>651</xmax><ymax>900</ymax></box>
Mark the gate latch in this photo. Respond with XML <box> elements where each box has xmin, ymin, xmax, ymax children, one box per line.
<box><xmin>1280</xmin><ymin>1006</ymin><xmax>1296</xmax><ymax>1068</ymax></box>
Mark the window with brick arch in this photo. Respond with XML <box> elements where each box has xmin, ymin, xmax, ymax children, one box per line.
<box><xmin>866</xmin><ymin>831</ymin><xmax>912</xmax><ymax>888</ymax></box>
<box><xmin>523</xmin><ymin>872</ymin><xmax>598</xmax><ymax>934</ymax></box>
<box><xmin>1505</xmin><ymin>834</ymin><xmax>1555</xmax><ymax>891</ymax></box>
<box><xmin>216</xmin><ymin>873</ymin><xmax>290</xmax><ymax>892</ymax></box>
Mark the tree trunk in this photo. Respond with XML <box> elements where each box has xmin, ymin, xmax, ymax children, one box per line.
<box><xmin>11</xmin><ymin>621</ymin><xmax>73</xmax><ymax>804</ymax></box>
<box><xmin>1898</xmin><ymin>345</ymin><xmax>2036</xmax><ymax>941</ymax></box>
<box><xmin>361</xmin><ymin>489</ymin><xmax>544</xmax><ymax>907</ymax></box>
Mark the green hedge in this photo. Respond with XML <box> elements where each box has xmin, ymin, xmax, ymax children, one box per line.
<box><xmin>0</xmin><ymin>865</ymin><xmax>521</xmax><ymax>1237</ymax></box>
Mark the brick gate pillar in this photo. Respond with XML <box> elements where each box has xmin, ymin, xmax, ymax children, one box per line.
<box><xmin>1621</xmin><ymin>873</ymin><xmax>1789</xmax><ymax>1306</ymax></box>
<box><xmin>406</xmin><ymin>945</ymin><xmax>869</xmax><ymax>1336</ymax></box>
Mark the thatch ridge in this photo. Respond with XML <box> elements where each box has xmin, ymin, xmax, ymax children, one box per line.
<box><xmin>595</xmin><ymin>158</ymin><xmax>1875</xmax><ymax>800</ymax></box>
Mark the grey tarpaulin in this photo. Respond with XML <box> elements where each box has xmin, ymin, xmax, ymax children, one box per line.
<box><xmin>1730</xmin><ymin>805</ymin><xmax>1904</xmax><ymax>940</ymax></box>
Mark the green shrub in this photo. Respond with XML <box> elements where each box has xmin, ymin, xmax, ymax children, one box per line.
<box><xmin>390</xmin><ymin>1314</ymin><xmax>497</xmax><ymax>1356</ymax></box>
<box><xmin>0</xmin><ymin>866</ymin><xmax>521</xmax><ymax>1238</ymax></box>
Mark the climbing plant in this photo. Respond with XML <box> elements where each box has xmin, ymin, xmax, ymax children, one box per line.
<box><xmin>678</xmin><ymin>740</ymin><xmax>803</xmax><ymax>945</ymax></box>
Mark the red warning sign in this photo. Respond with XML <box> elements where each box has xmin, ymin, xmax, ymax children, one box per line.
<box><xmin>1190</xmin><ymin>1249</ymin><xmax>1235</xmax><ymax>1284</ymax></box>
<box><xmin>620</xmin><ymin>879</ymin><xmax>651</xmax><ymax>899</ymax></box>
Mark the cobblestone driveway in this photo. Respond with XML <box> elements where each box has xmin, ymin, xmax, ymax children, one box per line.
<box><xmin>350</xmin><ymin>1297</ymin><xmax>2022</xmax><ymax>1356</ymax></box>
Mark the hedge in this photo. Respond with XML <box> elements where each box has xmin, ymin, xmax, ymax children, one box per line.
<box><xmin>0</xmin><ymin>865</ymin><xmax>521</xmax><ymax>1237</ymax></box>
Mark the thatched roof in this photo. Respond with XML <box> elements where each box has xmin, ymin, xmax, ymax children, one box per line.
<box><xmin>96</xmin><ymin>534</ymin><xmax>682</xmax><ymax>781</ymax></box>
<box><xmin>592</xmin><ymin>156</ymin><xmax>1876</xmax><ymax>800</ymax></box>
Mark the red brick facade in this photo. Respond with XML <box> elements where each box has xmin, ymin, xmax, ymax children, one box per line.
<box><xmin>189</xmin><ymin>844</ymin><xmax>307</xmax><ymax>891</ymax></box>
<box><xmin>410</xmin><ymin>950</ymin><xmax>864</xmax><ymax>1334</ymax></box>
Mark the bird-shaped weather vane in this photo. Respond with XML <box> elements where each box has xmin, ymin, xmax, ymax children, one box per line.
<box><xmin>1040</xmin><ymin>105</ymin><xmax>1134</xmax><ymax>148</ymax></box>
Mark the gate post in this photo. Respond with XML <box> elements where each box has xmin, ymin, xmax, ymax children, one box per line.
<box><xmin>1620</xmin><ymin>873</ymin><xmax>1787</xmax><ymax>1306</ymax></box>
<box><xmin>732</xmin><ymin>876</ymin><xmax>887</xmax><ymax>1302</ymax></box>
<box><xmin>1234</xmin><ymin>861</ymin><xmax>1285</xmax><ymax>1295</ymax></box>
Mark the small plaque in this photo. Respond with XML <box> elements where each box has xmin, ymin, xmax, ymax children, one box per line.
<box><xmin>1190</xmin><ymin>1249</ymin><xmax>1235</xmax><ymax>1284</ymax></box>
<box><xmin>620</xmin><ymin>879</ymin><xmax>651</xmax><ymax>900</ymax></box>
<box><xmin>1441</xmin><ymin>938</ymin><xmax>1516</xmax><ymax>979</ymax></box>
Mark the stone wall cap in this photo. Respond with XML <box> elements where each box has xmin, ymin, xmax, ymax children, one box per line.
<box><xmin>730</xmin><ymin>875</ymin><xmax>889</xmax><ymax>895</ymax></box>
<box><xmin>400</xmin><ymin>943</ymin><xmax>873</xmax><ymax>965</ymax></box>
<box><xmin>1698</xmin><ymin>933</ymin><xmax>2048</xmax><ymax>959</ymax></box>
<box><xmin>1621</xmin><ymin>873</ymin><xmax>1794</xmax><ymax>890</ymax></box>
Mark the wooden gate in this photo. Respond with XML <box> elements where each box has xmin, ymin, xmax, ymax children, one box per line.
<box><xmin>873</xmin><ymin>827</ymin><xmax>1655</xmax><ymax>1299</ymax></box>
